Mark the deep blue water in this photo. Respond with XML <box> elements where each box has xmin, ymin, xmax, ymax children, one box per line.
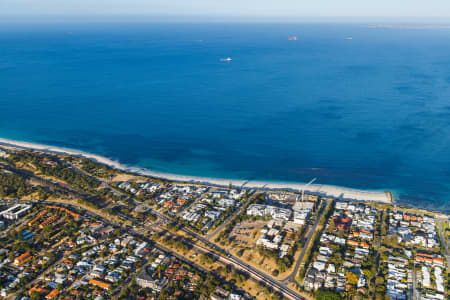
<box><xmin>1</xmin><ymin>23</ymin><xmax>450</xmax><ymax>211</ymax></box>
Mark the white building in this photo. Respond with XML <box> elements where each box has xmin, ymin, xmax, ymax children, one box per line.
<box><xmin>217</xmin><ymin>198</ymin><xmax>236</xmax><ymax>208</ymax></box>
<box><xmin>205</xmin><ymin>210</ymin><xmax>221</xmax><ymax>220</ymax></box>
<box><xmin>0</xmin><ymin>204</ymin><xmax>32</xmax><ymax>220</ymax></box>
<box><xmin>422</xmin><ymin>266</ymin><xmax>430</xmax><ymax>288</ymax></box>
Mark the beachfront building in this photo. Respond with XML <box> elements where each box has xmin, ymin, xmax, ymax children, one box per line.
<box><xmin>217</xmin><ymin>198</ymin><xmax>236</xmax><ymax>208</ymax></box>
<box><xmin>246</xmin><ymin>204</ymin><xmax>292</xmax><ymax>221</ymax></box>
<box><xmin>292</xmin><ymin>202</ymin><xmax>313</xmax><ymax>225</ymax></box>
<box><xmin>388</xmin><ymin>210</ymin><xmax>440</xmax><ymax>249</ymax></box>
<box><xmin>210</xmin><ymin>190</ymin><xmax>229</xmax><ymax>198</ymax></box>
<box><xmin>303</xmin><ymin>201</ymin><xmax>384</xmax><ymax>294</ymax></box>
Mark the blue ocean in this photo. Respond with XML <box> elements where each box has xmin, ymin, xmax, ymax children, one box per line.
<box><xmin>1</xmin><ymin>22</ymin><xmax>450</xmax><ymax>211</ymax></box>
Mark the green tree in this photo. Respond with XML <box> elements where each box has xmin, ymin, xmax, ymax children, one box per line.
<box><xmin>329</xmin><ymin>220</ymin><xmax>336</xmax><ymax>232</ymax></box>
<box><xmin>315</xmin><ymin>290</ymin><xmax>340</xmax><ymax>300</ymax></box>
<box><xmin>346</xmin><ymin>271</ymin><xmax>359</xmax><ymax>285</ymax></box>
<box><xmin>30</xmin><ymin>292</ymin><xmax>43</xmax><ymax>300</ymax></box>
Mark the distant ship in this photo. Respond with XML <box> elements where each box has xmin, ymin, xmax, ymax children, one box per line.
<box><xmin>344</xmin><ymin>37</ymin><xmax>353</xmax><ymax>40</ymax></box>
<box><xmin>220</xmin><ymin>57</ymin><xmax>232</xmax><ymax>62</ymax></box>
<box><xmin>288</xmin><ymin>36</ymin><xmax>297</xmax><ymax>41</ymax></box>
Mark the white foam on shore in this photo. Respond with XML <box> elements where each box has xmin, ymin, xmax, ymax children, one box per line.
<box><xmin>0</xmin><ymin>137</ymin><xmax>392</xmax><ymax>204</ymax></box>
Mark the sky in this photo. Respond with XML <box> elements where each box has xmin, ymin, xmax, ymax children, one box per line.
<box><xmin>1</xmin><ymin>0</ymin><xmax>450</xmax><ymax>21</ymax></box>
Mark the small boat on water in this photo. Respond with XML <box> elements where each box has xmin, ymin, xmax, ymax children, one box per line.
<box><xmin>220</xmin><ymin>57</ymin><xmax>232</xmax><ymax>62</ymax></box>
<box><xmin>288</xmin><ymin>36</ymin><xmax>297</xmax><ymax>41</ymax></box>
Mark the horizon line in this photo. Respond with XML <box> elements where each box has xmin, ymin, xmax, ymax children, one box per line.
<box><xmin>1</xmin><ymin>14</ymin><xmax>450</xmax><ymax>24</ymax></box>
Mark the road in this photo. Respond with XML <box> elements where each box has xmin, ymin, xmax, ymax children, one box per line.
<box><xmin>61</xmin><ymin>157</ymin><xmax>308</xmax><ymax>297</ymax></box>
<box><xmin>6</xmin><ymin>200</ymin><xmax>249</xmax><ymax>299</ymax></box>
<box><xmin>281</xmin><ymin>225</ymin><xmax>311</xmax><ymax>286</ymax></box>
<box><xmin>14</xmin><ymin>199</ymin><xmax>303</xmax><ymax>300</ymax></box>
<box><xmin>412</xmin><ymin>267</ymin><xmax>417</xmax><ymax>300</ymax></box>
<box><xmin>62</xmin><ymin>158</ymin><xmax>127</xmax><ymax>200</ymax></box>
<box><xmin>150</xmin><ymin>209</ymin><xmax>305</xmax><ymax>300</ymax></box>
<box><xmin>2</xmin><ymin>158</ymin><xmax>308</xmax><ymax>300</ymax></box>
<box><xmin>435</xmin><ymin>216</ymin><xmax>449</xmax><ymax>299</ymax></box>
<box><xmin>63</xmin><ymin>200</ymin><xmax>305</xmax><ymax>299</ymax></box>
<box><xmin>165</xmin><ymin>231</ymin><xmax>304</xmax><ymax>300</ymax></box>
<box><xmin>205</xmin><ymin>192</ymin><xmax>255</xmax><ymax>241</ymax></box>
<box><xmin>0</xmin><ymin>161</ymin><xmax>101</xmax><ymax>205</ymax></box>
<box><xmin>281</xmin><ymin>199</ymin><xmax>329</xmax><ymax>286</ymax></box>
<box><xmin>436</xmin><ymin>216</ymin><xmax>450</xmax><ymax>265</ymax></box>
<box><xmin>371</xmin><ymin>210</ymin><xmax>383</xmax><ymax>299</ymax></box>
<box><xmin>7</xmin><ymin>252</ymin><xmax>65</xmax><ymax>300</ymax></box>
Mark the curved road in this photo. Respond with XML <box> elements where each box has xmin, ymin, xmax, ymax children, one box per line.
<box><xmin>150</xmin><ymin>209</ymin><xmax>305</xmax><ymax>300</ymax></box>
<box><xmin>18</xmin><ymin>199</ymin><xmax>305</xmax><ymax>300</ymax></box>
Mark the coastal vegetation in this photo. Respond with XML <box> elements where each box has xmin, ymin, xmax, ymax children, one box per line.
<box><xmin>0</xmin><ymin>145</ymin><xmax>448</xmax><ymax>300</ymax></box>
<box><xmin>0</xmin><ymin>168</ymin><xmax>53</xmax><ymax>200</ymax></box>
<box><xmin>5</xmin><ymin>151</ymin><xmax>100</xmax><ymax>191</ymax></box>
<box><xmin>1</xmin><ymin>148</ymin><xmax>129</xmax><ymax>208</ymax></box>
<box><xmin>71</xmin><ymin>156</ymin><xmax>117</xmax><ymax>179</ymax></box>
<box><xmin>0</xmin><ymin>171</ymin><xmax>33</xmax><ymax>198</ymax></box>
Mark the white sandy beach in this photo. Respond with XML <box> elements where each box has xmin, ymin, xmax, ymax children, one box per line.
<box><xmin>0</xmin><ymin>137</ymin><xmax>392</xmax><ymax>204</ymax></box>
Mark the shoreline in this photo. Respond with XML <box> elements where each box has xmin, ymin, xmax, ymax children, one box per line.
<box><xmin>0</xmin><ymin>137</ymin><xmax>393</xmax><ymax>204</ymax></box>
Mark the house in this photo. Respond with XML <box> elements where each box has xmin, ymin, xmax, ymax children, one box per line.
<box><xmin>28</xmin><ymin>285</ymin><xmax>49</xmax><ymax>296</ymax></box>
<box><xmin>176</xmin><ymin>198</ymin><xmax>187</xmax><ymax>206</ymax></box>
<box><xmin>28</xmin><ymin>210</ymin><xmax>48</xmax><ymax>226</ymax></box>
<box><xmin>294</xmin><ymin>210</ymin><xmax>310</xmax><ymax>224</ymax></box>
<box><xmin>335</xmin><ymin>237</ymin><xmax>346</xmax><ymax>245</ymax></box>
<box><xmin>164</xmin><ymin>201</ymin><xmax>175</xmax><ymax>209</ymax></box>
<box><xmin>327</xmin><ymin>264</ymin><xmax>336</xmax><ymax>273</ymax></box>
<box><xmin>335</xmin><ymin>202</ymin><xmax>348</xmax><ymax>210</ymax></box>
<box><xmin>325</xmin><ymin>274</ymin><xmax>336</xmax><ymax>289</ymax></box>
<box><xmin>434</xmin><ymin>266</ymin><xmax>445</xmax><ymax>293</ymax></box>
<box><xmin>313</xmin><ymin>261</ymin><xmax>326</xmax><ymax>271</ymax></box>
<box><xmin>347</xmin><ymin>240</ymin><xmax>359</xmax><ymax>247</ymax></box>
<box><xmin>415</xmin><ymin>253</ymin><xmax>434</xmax><ymax>265</ymax></box>
<box><xmin>205</xmin><ymin>210</ymin><xmax>221</xmax><ymax>220</ymax></box>
<box><xmin>211</xmin><ymin>286</ymin><xmax>230</xmax><ymax>300</ymax></box>
<box><xmin>14</xmin><ymin>252</ymin><xmax>32</xmax><ymax>266</ymax></box>
<box><xmin>210</xmin><ymin>190</ymin><xmax>228</xmax><ymax>198</ymax></box>
<box><xmin>357</xmin><ymin>274</ymin><xmax>366</xmax><ymax>288</ymax></box>
<box><xmin>89</xmin><ymin>279</ymin><xmax>111</xmax><ymax>290</ymax></box>
<box><xmin>413</xmin><ymin>230</ymin><xmax>427</xmax><ymax>247</ymax></box>
<box><xmin>45</xmin><ymin>289</ymin><xmax>59</xmax><ymax>299</ymax></box>
<box><xmin>433</xmin><ymin>257</ymin><xmax>444</xmax><ymax>267</ymax></box>
<box><xmin>136</xmin><ymin>267</ymin><xmax>168</xmax><ymax>292</ymax></box>
<box><xmin>422</xmin><ymin>266</ymin><xmax>430</xmax><ymax>288</ymax></box>
<box><xmin>134</xmin><ymin>241</ymin><xmax>148</xmax><ymax>256</ymax></box>
<box><xmin>359</xmin><ymin>230</ymin><xmax>373</xmax><ymax>240</ymax></box>
<box><xmin>332</xmin><ymin>216</ymin><xmax>352</xmax><ymax>232</ymax></box>
<box><xmin>319</xmin><ymin>246</ymin><xmax>332</xmax><ymax>256</ymax></box>
<box><xmin>355</xmin><ymin>247</ymin><xmax>369</xmax><ymax>256</ymax></box>
<box><xmin>360</xmin><ymin>242</ymin><xmax>370</xmax><ymax>249</ymax></box>
<box><xmin>217</xmin><ymin>198</ymin><xmax>236</xmax><ymax>208</ymax></box>
<box><xmin>46</xmin><ymin>205</ymin><xmax>81</xmax><ymax>220</ymax></box>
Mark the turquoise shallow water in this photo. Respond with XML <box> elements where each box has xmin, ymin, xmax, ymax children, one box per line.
<box><xmin>1</xmin><ymin>22</ymin><xmax>450</xmax><ymax>211</ymax></box>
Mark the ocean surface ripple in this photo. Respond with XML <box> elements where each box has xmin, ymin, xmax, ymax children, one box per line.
<box><xmin>1</xmin><ymin>23</ymin><xmax>449</xmax><ymax>211</ymax></box>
